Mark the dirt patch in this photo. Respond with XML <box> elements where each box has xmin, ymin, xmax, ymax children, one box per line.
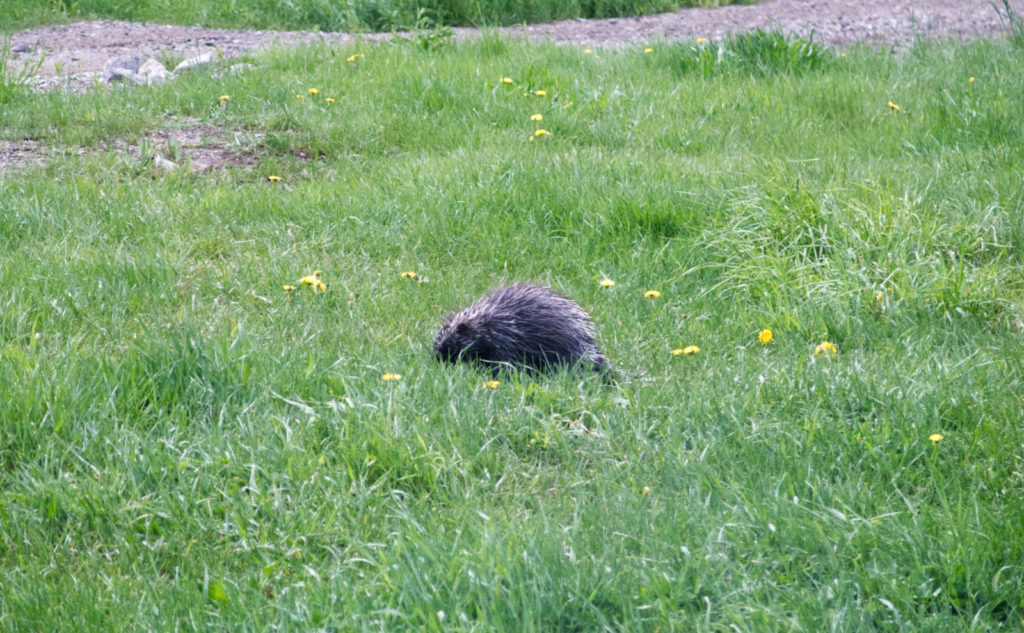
<box><xmin>0</xmin><ymin>122</ymin><xmax>268</xmax><ymax>173</ymax></box>
<box><xmin>135</xmin><ymin>123</ymin><xmax>266</xmax><ymax>172</ymax></box>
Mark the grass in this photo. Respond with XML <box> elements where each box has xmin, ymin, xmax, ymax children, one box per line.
<box><xmin>2</xmin><ymin>0</ymin><xmax>758</xmax><ymax>34</ymax></box>
<box><xmin>2</xmin><ymin>30</ymin><xmax>1024</xmax><ymax>632</ymax></box>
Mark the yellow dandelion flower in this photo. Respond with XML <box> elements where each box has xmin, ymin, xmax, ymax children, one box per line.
<box><xmin>326</xmin><ymin>97</ymin><xmax>335</xmax><ymax>104</ymax></box>
<box><xmin>400</xmin><ymin>271</ymin><xmax>418</xmax><ymax>279</ymax></box>
<box><xmin>308</xmin><ymin>88</ymin><xmax>319</xmax><ymax>95</ymax></box>
<box><xmin>282</xmin><ymin>284</ymin><xmax>297</xmax><ymax>291</ymax></box>
<box><xmin>875</xmin><ymin>291</ymin><xmax>884</xmax><ymax>301</ymax></box>
<box><xmin>347</xmin><ymin>54</ymin><xmax>362</xmax><ymax>62</ymax></box>
<box><xmin>482</xmin><ymin>380</ymin><xmax>500</xmax><ymax>389</ymax></box>
<box><xmin>644</xmin><ymin>290</ymin><xmax>661</xmax><ymax>298</ymax></box>
<box><xmin>314</xmin><ymin>280</ymin><xmax>326</xmax><ymax>292</ymax></box>
<box><xmin>583</xmin><ymin>48</ymin><xmax>592</xmax><ymax>55</ymax></box>
<box><xmin>929</xmin><ymin>433</ymin><xmax>943</xmax><ymax>443</ymax></box>
<box><xmin>814</xmin><ymin>341</ymin><xmax>837</xmax><ymax>355</ymax></box>
<box><xmin>534</xmin><ymin>90</ymin><xmax>547</xmax><ymax>96</ymax></box>
<box><xmin>968</xmin><ymin>77</ymin><xmax>975</xmax><ymax>84</ymax></box>
<box><xmin>381</xmin><ymin>372</ymin><xmax>402</xmax><ymax>382</ymax></box>
<box><xmin>840</xmin><ymin>52</ymin><xmax>846</xmax><ymax>57</ymax></box>
<box><xmin>300</xmin><ymin>271</ymin><xmax>321</xmax><ymax>286</ymax></box>
<box><xmin>267</xmin><ymin>175</ymin><xmax>282</xmax><ymax>182</ymax></box>
<box><xmin>531</xmin><ymin>113</ymin><xmax>543</xmax><ymax>121</ymax></box>
<box><xmin>501</xmin><ymin>76</ymin><xmax>514</xmax><ymax>84</ymax></box>
<box><xmin>697</xmin><ymin>37</ymin><xmax>706</xmax><ymax>44</ymax></box>
<box><xmin>758</xmin><ymin>329</ymin><xmax>773</xmax><ymax>345</ymax></box>
<box><xmin>218</xmin><ymin>95</ymin><xmax>230</xmax><ymax>101</ymax></box>
<box><xmin>295</xmin><ymin>94</ymin><xmax>303</xmax><ymax>99</ymax></box>
<box><xmin>598</xmin><ymin>278</ymin><xmax>615</xmax><ymax>288</ymax></box>
<box><xmin>641</xmin><ymin>486</ymin><xmax>651</xmax><ymax>495</ymax></box>
<box><xmin>534</xmin><ymin>129</ymin><xmax>551</xmax><ymax>137</ymax></box>
<box><xmin>644</xmin><ymin>47</ymin><xmax>653</xmax><ymax>54</ymax></box>
<box><xmin>888</xmin><ymin>101</ymin><xmax>900</xmax><ymax>111</ymax></box>
<box><xmin>682</xmin><ymin>345</ymin><xmax>700</xmax><ymax>355</ymax></box>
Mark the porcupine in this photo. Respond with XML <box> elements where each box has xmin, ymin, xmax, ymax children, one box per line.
<box><xmin>434</xmin><ymin>283</ymin><xmax>609</xmax><ymax>375</ymax></box>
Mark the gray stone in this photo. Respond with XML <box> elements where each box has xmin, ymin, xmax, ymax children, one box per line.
<box><xmin>11</xmin><ymin>42</ymin><xmax>34</xmax><ymax>54</ymax></box>
<box><xmin>153</xmin><ymin>156</ymin><xmax>178</xmax><ymax>171</ymax></box>
<box><xmin>138</xmin><ymin>58</ymin><xmax>173</xmax><ymax>85</ymax></box>
<box><xmin>173</xmin><ymin>53</ymin><xmax>213</xmax><ymax>73</ymax></box>
<box><xmin>103</xmin><ymin>55</ymin><xmax>142</xmax><ymax>83</ymax></box>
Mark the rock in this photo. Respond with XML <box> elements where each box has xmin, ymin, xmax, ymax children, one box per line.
<box><xmin>138</xmin><ymin>58</ymin><xmax>173</xmax><ymax>85</ymax></box>
<box><xmin>11</xmin><ymin>42</ymin><xmax>34</xmax><ymax>54</ymax></box>
<box><xmin>173</xmin><ymin>53</ymin><xmax>213</xmax><ymax>73</ymax></box>
<box><xmin>153</xmin><ymin>156</ymin><xmax>178</xmax><ymax>171</ymax></box>
<box><xmin>103</xmin><ymin>55</ymin><xmax>142</xmax><ymax>83</ymax></box>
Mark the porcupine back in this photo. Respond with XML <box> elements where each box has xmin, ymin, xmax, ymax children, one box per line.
<box><xmin>434</xmin><ymin>283</ymin><xmax>608</xmax><ymax>374</ymax></box>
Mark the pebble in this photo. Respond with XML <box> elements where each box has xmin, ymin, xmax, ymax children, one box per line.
<box><xmin>12</xmin><ymin>42</ymin><xmax>34</xmax><ymax>53</ymax></box>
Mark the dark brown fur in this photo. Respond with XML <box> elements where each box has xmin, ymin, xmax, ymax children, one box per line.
<box><xmin>434</xmin><ymin>283</ymin><xmax>608</xmax><ymax>375</ymax></box>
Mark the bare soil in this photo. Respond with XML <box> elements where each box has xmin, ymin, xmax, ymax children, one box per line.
<box><xmin>3</xmin><ymin>0</ymin><xmax>1022</xmax><ymax>171</ymax></box>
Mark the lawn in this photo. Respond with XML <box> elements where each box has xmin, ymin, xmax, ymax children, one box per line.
<box><xmin>1</xmin><ymin>30</ymin><xmax>1023</xmax><ymax>631</ymax></box>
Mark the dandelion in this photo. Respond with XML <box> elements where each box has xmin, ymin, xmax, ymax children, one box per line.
<box><xmin>295</xmin><ymin>94</ymin><xmax>303</xmax><ymax>99</ymax></box>
<box><xmin>325</xmin><ymin>97</ymin><xmax>335</xmax><ymax>104</ymax></box>
<box><xmin>583</xmin><ymin>48</ymin><xmax>592</xmax><ymax>55</ymax></box>
<box><xmin>531</xmin><ymin>113</ymin><xmax>543</xmax><ymax>121</ymax></box>
<box><xmin>534</xmin><ymin>90</ymin><xmax>547</xmax><ymax>96</ymax></box>
<box><xmin>347</xmin><ymin>54</ymin><xmax>362</xmax><ymax>62</ymax></box>
<box><xmin>641</xmin><ymin>486</ymin><xmax>651</xmax><ymax>495</ymax></box>
<box><xmin>968</xmin><ymin>76</ymin><xmax>975</xmax><ymax>84</ymax></box>
<box><xmin>697</xmin><ymin>37</ymin><xmax>706</xmax><ymax>44</ymax></box>
<box><xmin>814</xmin><ymin>341</ymin><xmax>837</xmax><ymax>355</ymax></box>
<box><xmin>501</xmin><ymin>77</ymin><xmax>514</xmax><ymax>84</ymax></box>
<box><xmin>267</xmin><ymin>175</ymin><xmax>282</xmax><ymax>182</ymax></box>
<box><xmin>875</xmin><ymin>291</ymin><xmax>884</xmax><ymax>301</ymax></box>
<box><xmin>283</xmin><ymin>284</ymin><xmax>297</xmax><ymax>291</ymax></box>
<box><xmin>644</xmin><ymin>47</ymin><xmax>654</xmax><ymax>54</ymax></box>
<box><xmin>673</xmin><ymin>345</ymin><xmax>700</xmax><ymax>356</ymax></box>
<box><xmin>313</xmin><ymin>280</ymin><xmax>326</xmax><ymax>292</ymax></box>
<box><xmin>929</xmin><ymin>433</ymin><xmax>943</xmax><ymax>443</ymax></box>
<box><xmin>482</xmin><ymin>380</ymin><xmax>500</xmax><ymax>389</ymax></box>
<box><xmin>300</xmin><ymin>270</ymin><xmax>322</xmax><ymax>286</ymax></box>
<box><xmin>598</xmin><ymin>278</ymin><xmax>615</xmax><ymax>288</ymax></box>
<box><xmin>400</xmin><ymin>271</ymin><xmax>418</xmax><ymax>279</ymax></box>
<box><xmin>308</xmin><ymin>88</ymin><xmax>319</xmax><ymax>95</ymax></box>
<box><xmin>840</xmin><ymin>52</ymin><xmax>846</xmax><ymax>57</ymax></box>
<box><xmin>381</xmin><ymin>372</ymin><xmax>402</xmax><ymax>381</ymax></box>
<box><xmin>644</xmin><ymin>290</ymin><xmax>661</xmax><ymax>298</ymax></box>
<box><xmin>758</xmin><ymin>328</ymin><xmax>773</xmax><ymax>345</ymax></box>
<box><xmin>533</xmin><ymin>129</ymin><xmax>551</xmax><ymax>137</ymax></box>
<box><xmin>218</xmin><ymin>95</ymin><xmax>230</xmax><ymax>102</ymax></box>
<box><xmin>888</xmin><ymin>101</ymin><xmax>900</xmax><ymax>111</ymax></box>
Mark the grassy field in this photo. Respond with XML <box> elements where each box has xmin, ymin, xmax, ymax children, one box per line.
<box><xmin>2</xmin><ymin>29</ymin><xmax>1024</xmax><ymax>631</ymax></box>
<box><xmin>2</xmin><ymin>0</ymin><xmax>756</xmax><ymax>35</ymax></box>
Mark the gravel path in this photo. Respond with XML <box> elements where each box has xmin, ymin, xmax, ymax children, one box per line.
<box><xmin>6</xmin><ymin>0</ymin><xmax>1024</xmax><ymax>92</ymax></box>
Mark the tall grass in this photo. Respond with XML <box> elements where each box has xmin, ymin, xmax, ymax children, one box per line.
<box><xmin>1</xmin><ymin>34</ymin><xmax>1023</xmax><ymax>631</ymax></box>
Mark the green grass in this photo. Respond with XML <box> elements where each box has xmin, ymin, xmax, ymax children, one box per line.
<box><xmin>2</xmin><ymin>32</ymin><xmax>1024</xmax><ymax>631</ymax></box>
<box><xmin>2</xmin><ymin>0</ymin><xmax>757</xmax><ymax>34</ymax></box>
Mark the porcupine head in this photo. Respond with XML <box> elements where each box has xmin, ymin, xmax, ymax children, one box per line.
<box><xmin>434</xmin><ymin>313</ymin><xmax>495</xmax><ymax>365</ymax></box>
